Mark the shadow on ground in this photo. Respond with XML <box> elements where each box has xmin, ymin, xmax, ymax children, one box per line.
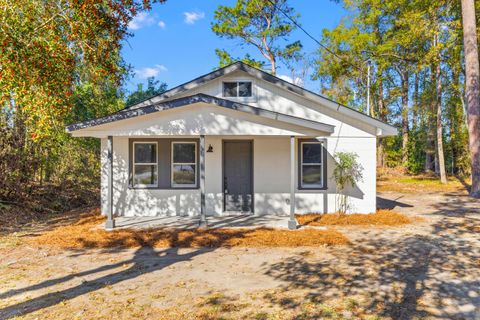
<box><xmin>377</xmin><ymin>195</ymin><xmax>414</xmax><ymax>210</ymax></box>
<box><xmin>0</xmin><ymin>228</ymin><xmax>257</xmax><ymax>319</ymax></box>
<box><xmin>265</xmin><ymin>194</ymin><xmax>480</xmax><ymax>319</ymax></box>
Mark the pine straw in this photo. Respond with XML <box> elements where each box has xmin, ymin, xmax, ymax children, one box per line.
<box><xmin>30</xmin><ymin>210</ymin><xmax>350</xmax><ymax>249</ymax></box>
<box><xmin>296</xmin><ymin>210</ymin><xmax>412</xmax><ymax>227</ymax></box>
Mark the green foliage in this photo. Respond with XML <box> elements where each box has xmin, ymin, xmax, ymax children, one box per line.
<box><xmin>0</xmin><ymin>0</ymin><xmax>163</xmax><ymax>202</ymax></box>
<box><xmin>332</xmin><ymin>152</ymin><xmax>363</xmax><ymax>214</ymax></box>
<box><xmin>0</xmin><ymin>0</ymin><xmax>158</xmax><ymax>139</ymax></box>
<box><xmin>316</xmin><ymin>0</ymin><xmax>471</xmax><ymax>179</ymax></box>
<box><xmin>211</xmin><ymin>0</ymin><xmax>301</xmax><ymax>74</ymax></box>
<box><xmin>126</xmin><ymin>77</ymin><xmax>168</xmax><ymax>107</ymax></box>
<box><xmin>215</xmin><ymin>49</ymin><xmax>265</xmax><ymax>70</ymax></box>
<box><xmin>333</xmin><ymin>152</ymin><xmax>364</xmax><ymax>191</ymax></box>
<box><xmin>0</xmin><ymin>111</ymin><xmax>38</xmax><ymax>199</ymax></box>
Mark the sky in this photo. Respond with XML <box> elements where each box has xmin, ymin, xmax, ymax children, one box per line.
<box><xmin>121</xmin><ymin>1</ymin><xmax>347</xmax><ymax>93</ymax></box>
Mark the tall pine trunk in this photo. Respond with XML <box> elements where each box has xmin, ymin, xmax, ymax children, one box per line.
<box><xmin>425</xmin><ymin>66</ymin><xmax>436</xmax><ymax>172</ymax></box>
<box><xmin>377</xmin><ymin>80</ymin><xmax>386</xmax><ymax>168</ymax></box>
<box><xmin>400</xmin><ymin>70</ymin><xmax>409</xmax><ymax>166</ymax></box>
<box><xmin>434</xmin><ymin>59</ymin><xmax>447</xmax><ymax>183</ymax></box>
<box><xmin>461</xmin><ymin>0</ymin><xmax>480</xmax><ymax>197</ymax></box>
<box><xmin>413</xmin><ymin>72</ymin><xmax>419</xmax><ymax>131</ymax></box>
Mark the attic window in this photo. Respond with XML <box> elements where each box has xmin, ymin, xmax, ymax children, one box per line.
<box><xmin>223</xmin><ymin>81</ymin><xmax>252</xmax><ymax>97</ymax></box>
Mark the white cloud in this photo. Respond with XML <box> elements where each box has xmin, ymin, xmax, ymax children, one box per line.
<box><xmin>183</xmin><ymin>11</ymin><xmax>205</xmax><ymax>24</ymax></box>
<box><xmin>135</xmin><ymin>65</ymin><xmax>168</xmax><ymax>79</ymax></box>
<box><xmin>128</xmin><ymin>12</ymin><xmax>156</xmax><ymax>30</ymax></box>
<box><xmin>158</xmin><ymin>20</ymin><xmax>166</xmax><ymax>29</ymax></box>
<box><xmin>278</xmin><ymin>74</ymin><xmax>304</xmax><ymax>86</ymax></box>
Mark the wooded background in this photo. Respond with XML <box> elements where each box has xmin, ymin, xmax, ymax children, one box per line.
<box><xmin>1</xmin><ymin>0</ymin><xmax>479</xmax><ymax>216</ymax></box>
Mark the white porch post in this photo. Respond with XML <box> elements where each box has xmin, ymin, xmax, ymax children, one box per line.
<box><xmin>288</xmin><ymin>136</ymin><xmax>297</xmax><ymax>230</ymax></box>
<box><xmin>105</xmin><ymin>135</ymin><xmax>115</xmax><ymax>230</ymax></box>
<box><xmin>199</xmin><ymin>134</ymin><xmax>207</xmax><ymax>227</ymax></box>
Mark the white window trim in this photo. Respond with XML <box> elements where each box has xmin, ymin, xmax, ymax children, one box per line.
<box><xmin>132</xmin><ymin>141</ymin><xmax>158</xmax><ymax>188</ymax></box>
<box><xmin>220</xmin><ymin>79</ymin><xmax>256</xmax><ymax>102</ymax></box>
<box><xmin>171</xmin><ymin>141</ymin><xmax>197</xmax><ymax>188</ymax></box>
<box><xmin>300</xmin><ymin>141</ymin><xmax>324</xmax><ymax>189</ymax></box>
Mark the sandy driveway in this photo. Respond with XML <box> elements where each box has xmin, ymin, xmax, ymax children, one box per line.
<box><xmin>1</xmin><ymin>192</ymin><xmax>479</xmax><ymax>319</ymax></box>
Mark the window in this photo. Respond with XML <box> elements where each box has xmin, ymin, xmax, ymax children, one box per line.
<box><xmin>172</xmin><ymin>142</ymin><xmax>197</xmax><ymax>187</ymax></box>
<box><xmin>133</xmin><ymin>142</ymin><xmax>158</xmax><ymax>187</ymax></box>
<box><xmin>222</xmin><ymin>81</ymin><xmax>252</xmax><ymax>97</ymax></box>
<box><xmin>300</xmin><ymin>141</ymin><xmax>324</xmax><ymax>188</ymax></box>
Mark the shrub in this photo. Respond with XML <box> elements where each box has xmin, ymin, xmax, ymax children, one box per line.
<box><xmin>332</xmin><ymin>152</ymin><xmax>363</xmax><ymax>214</ymax></box>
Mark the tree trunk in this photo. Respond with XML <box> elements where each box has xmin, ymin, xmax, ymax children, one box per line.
<box><xmin>377</xmin><ymin>80</ymin><xmax>386</xmax><ymax>168</ymax></box>
<box><xmin>425</xmin><ymin>65</ymin><xmax>436</xmax><ymax>173</ymax></box>
<box><xmin>413</xmin><ymin>72</ymin><xmax>419</xmax><ymax>131</ymax></box>
<box><xmin>401</xmin><ymin>70</ymin><xmax>409</xmax><ymax>166</ymax></box>
<box><xmin>434</xmin><ymin>61</ymin><xmax>447</xmax><ymax>183</ymax></box>
<box><xmin>461</xmin><ymin>0</ymin><xmax>480</xmax><ymax>197</ymax></box>
<box><xmin>270</xmin><ymin>55</ymin><xmax>276</xmax><ymax>75</ymax></box>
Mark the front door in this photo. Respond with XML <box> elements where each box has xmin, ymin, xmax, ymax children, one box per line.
<box><xmin>223</xmin><ymin>140</ymin><xmax>253</xmax><ymax>213</ymax></box>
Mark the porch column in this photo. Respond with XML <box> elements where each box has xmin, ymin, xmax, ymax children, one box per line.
<box><xmin>288</xmin><ymin>136</ymin><xmax>297</xmax><ymax>230</ymax></box>
<box><xmin>199</xmin><ymin>134</ymin><xmax>207</xmax><ymax>227</ymax></box>
<box><xmin>106</xmin><ymin>135</ymin><xmax>115</xmax><ymax>230</ymax></box>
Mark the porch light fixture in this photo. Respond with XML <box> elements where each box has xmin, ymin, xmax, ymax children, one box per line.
<box><xmin>207</xmin><ymin>144</ymin><xmax>214</xmax><ymax>153</ymax></box>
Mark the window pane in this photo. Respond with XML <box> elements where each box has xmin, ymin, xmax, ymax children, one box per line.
<box><xmin>302</xmin><ymin>165</ymin><xmax>322</xmax><ymax>186</ymax></box>
<box><xmin>134</xmin><ymin>143</ymin><xmax>156</xmax><ymax>163</ymax></box>
<box><xmin>223</xmin><ymin>82</ymin><xmax>237</xmax><ymax>97</ymax></box>
<box><xmin>238</xmin><ymin>82</ymin><xmax>252</xmax><ymax>97</ymax></box>
<box><xmin>302</xmin><ymin>143</ymin><xmax>322</xmax><ymax>164</ymax></box>
<box><xmin>134</xmin><ymin>165</ymin><xmax>158</xmax><ymax>185</ymax></box>
<box><xmin>173</xmin><ymin>143</ymin><xmax>195</xmax><ymax>163</ymax></box>
<box><xmin>173</xmin><ymin>165</ymin><xmax>196</xmax><ymax>185</ymax></box>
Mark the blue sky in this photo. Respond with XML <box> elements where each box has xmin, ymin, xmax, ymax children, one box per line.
<box><xmin>122</xmin><ymin>1</ymin><xmax>346</xmax><ymax>93</ymax></box>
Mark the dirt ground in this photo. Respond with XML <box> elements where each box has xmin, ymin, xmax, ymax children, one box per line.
<box><xmin>1</xmin><ymin>191</ymin><xmax>479</xmax><ymax>320</ymax></box>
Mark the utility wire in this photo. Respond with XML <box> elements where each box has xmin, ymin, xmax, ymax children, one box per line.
<box><xmin>266</xmin><ymin>0</ymin><xmax>365</xmax><ymax>72</ymax></box>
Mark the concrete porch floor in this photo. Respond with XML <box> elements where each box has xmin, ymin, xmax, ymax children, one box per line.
<box><xmin>112</xmin><ymin>214</ymin><xmax>291</xmax><ymax>229</ymax></box>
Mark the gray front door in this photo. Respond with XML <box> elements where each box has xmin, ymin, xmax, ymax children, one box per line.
<box><xmin>223</xmin><ymin>140</ymin><xmax>253</xmax><ymax>213</ymax></box>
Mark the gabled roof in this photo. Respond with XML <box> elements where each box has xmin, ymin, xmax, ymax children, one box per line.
<box><xmin>66</xmin><ymin>93</ymin><xmax>335</xmax><ymax>134</ymax></box>
<box><xmin>124</xmin><ymin>61</ymin><xmax>397</xmax><ymax>136</ymax></box>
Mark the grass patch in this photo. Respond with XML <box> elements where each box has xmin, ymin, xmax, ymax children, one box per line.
<box><xmin>377</xmin><ymin>169</ymin><xmax>469</xmax><ymax>193</ymax></box>
<box><xmin>30</xmin><ymin>209</ymin><xmax>350</xmax><ymax>249</ymax></box>
<box><xmin>296</xmin><ymin>210</ymin><xmax>412</xmax><ymax>227</ymax></box>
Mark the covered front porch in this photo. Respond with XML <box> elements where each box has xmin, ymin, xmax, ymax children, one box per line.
<box><xmin>102</xmin><ymin>135</ymin><xmax>326</xmax><ymax>230</ymax></box>
<box><xmin>68</xmin><ymin>94</ymin><xmax>337</xmax><ymax>230</ymax></box>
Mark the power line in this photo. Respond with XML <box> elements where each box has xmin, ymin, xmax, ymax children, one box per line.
<box><xmin>265</xmin><ymin>0</ymin><xmax>365</xmax><ymax>72</ymax></box>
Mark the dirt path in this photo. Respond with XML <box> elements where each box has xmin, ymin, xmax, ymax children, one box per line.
<box><xmin>0</xmin><ymin>192</ymin><xmax>479</xmax><ymax>319</ymax></box>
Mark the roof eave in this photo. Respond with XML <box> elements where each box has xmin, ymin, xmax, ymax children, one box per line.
<box><xmin>66</xmin><ymin>93</ymin><xmax>335</xmax><ymax>135</ymax></box>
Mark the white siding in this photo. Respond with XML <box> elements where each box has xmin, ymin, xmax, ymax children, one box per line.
<box><xmin>101</xmin><ymin>136</ymin><xmax>376</xmax><ymax>216</ymax></box>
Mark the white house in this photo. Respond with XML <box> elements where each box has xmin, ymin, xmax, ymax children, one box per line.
<box><xmin>67</xmin><ymin>62</ymin><xmax>397</xmax><ymax>229</ymax></box>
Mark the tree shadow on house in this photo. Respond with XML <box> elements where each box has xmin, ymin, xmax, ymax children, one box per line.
<box><xmin>0</xmin><ymin>228</ymin><xmax>257</xmax><ymax>319</ymax></box>
<box><xmin>264</xmin><ymin>195</ymin><xmax>480</xmax><ymax>319</ymax></box>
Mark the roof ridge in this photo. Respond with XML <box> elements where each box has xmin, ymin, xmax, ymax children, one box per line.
<box><xmin>121</xmin><ymin>61</ymin><xmax>396</xmax><ymax>135</ymax></box>
<box><xmin>123</xmin><ymin>62</ymin><xmax>243</xmax><ymax>111</ymax></box>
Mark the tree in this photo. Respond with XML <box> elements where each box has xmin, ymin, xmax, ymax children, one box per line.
<box><xmin>0</xmin><ymin>0</ymin><xmax>164</xmax><ymax>202</ymax></box>
<box><xmin>211</xmin><ymin>0</ymin><xmax>300</xmax><ymax>75</ymax></box>
<box><xmin>214</xmin><ymin>49</ymin><xmax>265</xmax><ymax>69</ymax></box>
<box><xmin>461</xmin><ymin>0</ymin><xmax>480</xmax><ymax>197</ymax></box>
<box><xmin>315</xmin><ymin>0</ymin><xmax>468</xmax><ymax>184</ymax></box>
<box><xmin>0</xmin><ymin>0</ymin><xmax>160</xmax><ymax>140</ymax></box>
<box><xmin>126</xmin><ymin>77</ymin><xmax>168</xmax><ymax>107</ymax></box>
